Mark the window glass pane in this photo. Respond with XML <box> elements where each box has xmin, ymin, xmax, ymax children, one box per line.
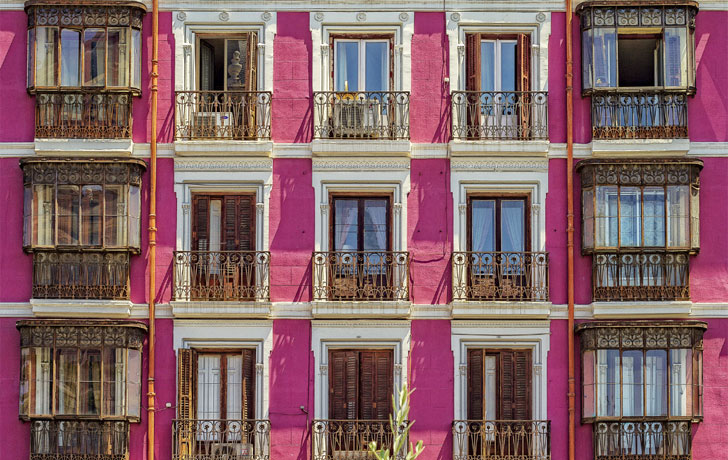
<box><xmin>664</xmin><ymin>28</ymin><xmax>687</xmax><ymax>87</ymax></box>
<box><xmin>226</xmin><ymin>355</ymin><xmax>243</xmax><ymax>419</ymax></box>
<box><xmin>597</xmin><ymin>349</ymin><xmax>620</xmax><ymax>417</ymax></box>
<box><xmin>34</xmin><ymin>185</ymin><xmax>55</xmax><ymax>246</ymax></box>
<box><xmin>670</xmin><ymin>349</ymin><xmax>691</xmax><ymax>417</ymax></box>
<box><xmin>225</xmin><ymin>39</ymin><xmax>247</xmax><ymax>89</ymax></box>
<box><xmin>24</xmin><ymin>186</ymin><xmax>32</xmax><ymax>247</ymax></box>
<box><xmin>363</xmin><ymin>199</ymin><xmax>388</xmax><ymax>251</ymax></box>
<box><xmin>127</xmin><ymin>349</ymin><xmax>141</xmax><ymax>418</ymax></box>
<box><xmin>334</xmin><ymin>199</ymin><xmax>358</xmax><ymax>251</ymax></box>
<box><xmin>484</xmin><ymin>355</ymin><xmax>497</xmax><ymax>421</ymax></box>
<box><xmin>501</xmin><ymin>200</ymin><xmax>525</xmax><ymax>252</ymax></box>
<box><xmin>103</xmin><ymin>348</ymin><xmax>126</xmax><ymax>416</ymax></box>
<box><xmin>336</xmin><ymin>41</ymin><xmax>359</xmax><ymax>91</ymax></box>
<box><xmin>582</xmin><ymin>30</ymin><xmax>593</xmax><ymax>90</ymax></box>
<box><xmin>107</xmin><ymin>28</ymin><xmax>129</xmax><ymax>87</ymax></box>
<box><xmin>35</xmin><ymin>27</ymin><xmax>58</xmax><ymax>87</ymax></box>
<box><xmin>471</xmin><ymin>200</ymin><xmax>495</xmax><ymax>252</ymax></box>
<box><xmin>622</xmin><ymin>350</ymin><xmax>644</xmax><ymax>416</ymax></box>
<box><xmin>20</xmin><ymin>348</ymin><xmax>30</xmax><ymax>415</ymax></box>
<box><xmin>620</xmin><ymin>187</ymin><xmax>641</xmax><ymax>247</ymax></box>
<box><xmin>583</xmin><ymin>350</ymin><xmax>596</xmax><ymax>419</ymax></box>
<box><xmin>500</xmin><ymin>41</ymin><xmax>517</xmax><ymax>92</ymax></box>
<box><xmin>481</xmin><ymin>41</ymin><xmax>495</xmax><ymax>92</ymax></box>
<box><xmin>27</xmin><ymin>28</ymin><xmax>35</xmax><ymax>86</ymax></box>
<box><xmin>21</xmin><ymin>347</ymin><xmax>53</xmax><ymax>416</ymax></box>
<box><xmin>595</xmin><ymin>186</ymin><xmax>618</xmax><ymax>247</ymax></box>
<box><xmin>81</xmin><ymin>185</ymin><xmax>102</xmax><ymax>245</ymax></box>
<box><xmin>128</xmin><ymin>185</ymin><xmax>141</xmax><ymax>249</ymax></box>
<box><xmin>643</xmin><ymin>187</ymin><xmax>665</xmax><ymax>247</ymax></box>
<box><xmin>105</xmin><ymin>185</ymin><xmax>127</xmax><ymax>247</ymax></box>
<box><xmin>79</xmin><ymin>349</ymin><xmax>102</xmax><ymax>415</ymax></box>
<box><xmin>645</xmin><ymin>349</ymin><xmax>667</xmax><ymax>416</ymax></box>
<box><xmin>84</xmin><ymin>28</ymin><xmax>106</xmax><ymax>86</ymax></box>
<box><xmin>365</xmin><ymin>41</ymin><xmax>388</xmax><ymax>91</ymax></box>
<box><xmin>131</xmin><ymin>29</ymin><xmax>142</xmax><ymax>89</ymax></box>
<box><xmin>197</xmin><ymin>354</ymin><xmax>221</xmax><ymax>420</ymax></box>
<box><xmin>583</xmin><ymin>189</ymin><xmax>594</xmax><ymax>249</ymax></box>
<box><xmin>56</xmin><ymin>348</ymin><xmax>78</xmax><ymax>415</ymax></box>
<box><xmin>57</xmin><ymin>185</ymin><xmax>79</xmax><ymax>245</ymax></box>
<box><xmin>667</xmin><ymin>185</ymin><xmax>689</xmax><ymax>247</ymax></box>
<box><xmin>592</xmin><ymin>28</ymin><xmax>616</xmax><ymax>87</ymax></box>
<box><xmin>61</xmin><ymin>29</ymin><xmax>80</xmax><ymax>87</ymax></box>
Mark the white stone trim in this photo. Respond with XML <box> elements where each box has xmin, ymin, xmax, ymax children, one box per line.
<box><xmin>548</xmin><ymin>142</ymin><xmax>728</xmax><ymax>159</ymax></box>
<box><xmin>311</xmin><ymin>140</ymin><xmax>411</xmax><ymax>157</ymax></box>
<box><xmin>174</xmin><ymin>140</ymin><xmax>273</xmax><ymax>157</ymax></box>
<box><xmin>171</xmin><ymin>301</ymin><xmax>272</xmax><ymax>318</ymax></box>
<box><xmin>590</xmin><ymin>301</ymin><xmax>693</xmax><ymax>319</ymax></box>
<box><xmin>310</xmin><ymin>11</ymin><xmax>414</xmax><ymax>93</ymax></box>
<box><xmin>269</xmin><ymin>302</ymin><xmax>314</xmax><ymax>318</ymax></box>
<box><xmin>271</xmin><ymin>143</ymin><xmax>313</xmax><ymax>158</ymax></box>
<box><xmin>450</xmin><ymin>140</ymin><xmax>550</xmax><ymax>157</ymax></box>
<box><xmin>409</xmin><ymin>304</ymin><xmax>452</xmax><ymax>319</ymax></box>
<box><xmin>451</xmin><ymin>320</ymin><xmax>550</xmax><ymax>421</ymax></box>
<box><xmin>451</xmin><ymin>301</ymin><xmax>552</xmax><ymax>319</ymax></box>
<box><xmin>34</xmin><ymin>139</ymin><xmax>134</xmax><ymax>156</ymax></box>
<box><xmin>312</xmin><ymin>320</ymin><xmax>411</xmax><ymax>419</ymax></box>
<box><xmin>410</xmin><ymin>143</ymin><xmax>449</xmax><ymax>159</ymax></box>
<box><xmin>173</xmin><ymin>319</ymin><xmax>273</xmax><ymax>419</ymax></box>
<box><xmin>312</xmin><ymin>301</ymin><xmax>411</xmax><ymax>318</ymax></box>
<box><xmin>29</xmin><ymin>299</ymin><xmax>133</xmax><ymax>317</ymax></box>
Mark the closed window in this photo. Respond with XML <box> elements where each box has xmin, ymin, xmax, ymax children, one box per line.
<box><xmin>192</xmin><ymin>195</ymin><xmax>256</xmax><ymax>252</ymax></box>
<box><xmin>329</xmin><ymin>349</ymin><xmax>393</xmax><ymax>420</ymax></box>
<box><xmin>468</xmin><ymin>196</ymin><xmax>528</xmax><ymax>253</ymax></box>
<box><xmin>332</xmin><ymin>196</ymin><xmax>390</xmax><ymax>253</ymax></box>
<box><xmin>333</xmin><ymin>38</ymin><xmax>391</xmax><ymax>92</ymax></box>
<box><xmin>467</xmin><ymin>349</ymin><xmax>532</xmax><ymax>421</ymax></box>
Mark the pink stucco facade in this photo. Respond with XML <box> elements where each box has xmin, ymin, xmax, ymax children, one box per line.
<box><xmin>1</xmin><ymin>3</ymin><xmax>727</xmax><ymax>460</ymax></box>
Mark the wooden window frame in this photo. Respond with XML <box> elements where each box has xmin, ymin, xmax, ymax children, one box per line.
<box><xmin>467</xmin><ymin>348</ymin><xmax>532</xmax><ymax>421</ymax></box>
<box><xmin>466</xmin><ymin>194</ymin><xmax>531</xmax><ymax>253</ymax></box>
<box><xmin>191</xmin><ymin>193</ymin><xmax>257</xmax><ymax>252</ymax></box>
<box><xmin>329</xmin><ymin>194</ymin><xmax>393</xmax><ymax>253</ymax></box>
<box><xmin>328</xmin><ymin>349</ymin><xmax>394</xmax><ymax>421</ymax></box>
<box><xmin>329</xmin><ymin>34</ymin><xmax>396</xmax><ymax>92</ymax></box>
<box><xmin>194</xmin><ymin>32</ymin><xmax>259</xmax><ymax>92</ymax></box>
<box><xmin>465</xmin><ymin>33</ymin><xmax>531</xmax><ymax>93</ymax></box>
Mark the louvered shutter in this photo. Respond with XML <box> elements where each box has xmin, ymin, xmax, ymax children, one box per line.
<box><xmin>499</xmin><ymin>351</ymin><xmax>515</xmax><ymax>419</ymax></box>
<box><xmin>360</xmin><ymin>352</ymin><xmax>375</xmax><ymax>419</ymax></box>
<box><xmin>373</xmin><ymin>351</ymin><xmax>393</xmax><ymax>420</ymax></box>
<box><xmin>330</xmin><ymin>350</ymin><xmax>359</xmax><ymax>420</ymax></box>
<box><xmin>242</xmin><ymin>349</ymin><xmax>256</xmax><ymax>419</ymax></box>
<box><xmin>467</xmin><ymin>349</ymin><xmax>484</xmax><ymax>420</ymax></box>
<box><xmin>465</xmin><ymin>33</ymin><xmax>481</xmax><ymax>92</ymax></box>
<box><xmin>245</xmin><ymin>31</ymin><xmax>258</xmax><ymax>92</ymax></box>
<box><xmin>222</xmin><ymin>196</ymin><xmax>255</xmax><ymax>251</ymax></box>
<box><xmin>498</xmin><ymin>350</ymin><xmax>531</xmax><ymax>420</ymax></box>
<box><xmin>177</xmin><ymin>349</ymin><xmax>195</xmax><ymax>456</ymax></box>
<box><xmin>516</xmin><ymin>34</ymin><xmax>532</xmax><ymax>139</ymax></box>
<box><xmin>193</xmin><ymin>196</ymin><xmax>209</xmax><ymax>251</ymax></box>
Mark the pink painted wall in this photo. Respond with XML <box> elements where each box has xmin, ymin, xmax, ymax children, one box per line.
<box><xmin>269</xmin><ymin>159</ymin><xmax>314</xmax><ymax>302</ymax></box>
<box><xmin>0</xmin><ymin>12</ymin><xmax>34</xmax><ymax>142</ymax></box>
<box><xmin>0</xmin><ymin>158</ymin><xmax>32</xmax><ymax>302</ymax></box>
<box><xmin>689</xmin><ymin>11</ymin><xmax>728</xmax><ymax>142</ymax></box>
<box><xmin>272</xmin><ymin>12</ymin><xmax>312</xmax><ymax>143</ymax></box>
<box><xmin>408</xmin><ymin>159</ymin><xmax>452</xmax><ymax>304</ymax></box>
<box><xmin>0</xmin><ymin>318</ymin><xmax>30</xmax><ymax>457</ymax></box>
<box><xmin>409</xmin><ymin>320</ymin><xmax>453</xmax><ymax>460</ymax></box>
<box><xmin>410</xmin><ymin>12</ymin><xmax>450</xmax><ymax>143</ymax></box>
<box><xmin>270</xmin><ymin>319</ymin><xmax>315</xmax><ymax>460</ymax></box>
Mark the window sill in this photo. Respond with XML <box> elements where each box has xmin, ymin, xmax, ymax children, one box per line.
<box><xmin>34</xmin><ymin>138</ymin><xmax>133</xmax><ymax>156</ymax></box>
<box><xmin>591</xmin><ymin>138</ymin><xmax>690</xmax><ymax>157</ymax></box>
<box><xmin>451</xmin><ymin>300</ymin><xmax>552</xmax><ymax>319</ymax></box>
<box><xmin>311</xmin><ymin>139</ymin><xmax>411</xmax><ymax>157</ymax></box>
<box><xmin>170</xmin><ymin>300</ymin><xmax>272</xmax><ymax>318</ymax></box>
<box><xmin>174</xmin><ymin>140</ymin><xmax>273</xmax><ymax>156</ymax></box>
<box><xmin>450</xmin><ymin>139</ymin><xmax>550</xmax><ymax>157</ymax></box>
<box><xmin>30</xmin><ymin>299</ymin><xmax>133</xmax><ymax>318</ymax></box>
<box><xmin>591</xmin><ymin>300</ymin><xmax>693</xmax><ymax>318</ymax></box>
<box><xmin>311</xmin><ymin>300</ymin><xmax>411</xmax><ymax>318</ymax></box>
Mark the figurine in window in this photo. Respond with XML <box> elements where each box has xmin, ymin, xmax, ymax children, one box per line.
<box><xmin>227</xmin><ymin>50</ymin><xmax>243</xmax><ymax>88</ymax></box>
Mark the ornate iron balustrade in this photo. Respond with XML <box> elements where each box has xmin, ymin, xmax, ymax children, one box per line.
<box><xmin>592</xmin><ymin>252</ymin><xmax>689</xmax><ymax>301</ymax></box>
<box><xmin>451</xmin><ymin>91</ymin><xmax>548</xmax><ymax>140</ymax></box>
<box><xmin>453</xmin><ymin>420</ymin><xmax>551</xmax><ymax>460</ymax></box>
<box><xmin>594</xmin><ymin>421</ymin><xmax>691</xmax><ymax>460</ymax></box>
<box><xmin>32</xmin><ymin>251</ymin><xmax>130</xmax><ymax>300</ymax></box>
<box><xmin>591</xmin><ymin>91</ymin><xmax>688</xmax><ymax>140</ymax></box>
<box><xmin>172</xmin><ymin>251</ymin><xmax>270</xmax><ymax>302</ymax></box>
<box><xmin>312</xmin><ymin>251</ymin><xmax>410</xmax><ymax>302</ymax></box>
<box><xmin>30</xmin><ymin>419</ymin><xmax>129</xmax><ymax>459</ymax></box>
<box><xmin>313</xmin><ymin>91</ymin><xmax>410</xmax><ymax>139</ymax></box>
<box><xmin>452</xmin><ymin>252</ymin><xmax>549</xmax><ymax>302</ymax></box>
<box><xmin>173</xmin><ymin>419</ymin><xmax>271</xmax><ymax>460</ymax></box>
<box><xmin>312</xmin><ymin>419</ymin><xmax>409</xmax><ymax>460</ymax></box>
<box><xmin>175</xmin><ymin>91</ymin><xmax>272</xmax><ymax>140</ymax></box>
<box><xmin>35</xmin><ymin>91</ymin><xmax>133</xmax><ymax>139</ymax></box>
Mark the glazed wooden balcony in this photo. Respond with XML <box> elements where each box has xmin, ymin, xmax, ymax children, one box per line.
<box><xmin>34</xmin><ymin>91</ymin><xmax>133</xmax><ymax>139</ymax></box>
<box><xmin>172</xmin><ymin>251</ymin><xmax>270</xmax><ymax>302</ymax></box>
<box><xmin>593</xmin><ymin>421</ymin><xmax>691</xmax><ymax>460</ymax></box>
<box><xmin>32</xmin><ymin>251</ymin><xmax>130</xmax><ymax>300</ymax></box>
<box><xmin>313</xmin><ymin>91</ymin><xmax>410</xmax><ymax>140</ymax></box>
<box><xmin>451</xmin><ymin>252</ymin><xmax>549</xmax><ymax>302</ymax></box>
<box><xmin>172</xmin><ymin>419</ymin><xmax>271</xmax><ymax>460</ymax></box>
<box><xmin>175</xmin><ymin>91</ymin><xmax>272</xmax><ymax>140</ymax></box>
<box><xmin>451</xmin><ymin>91</ymin><xmax>548</xmax><ymax>140</ymax></box>
<box><xmin>591</xmin><ymin>91</ymin><xmax>688</xmax><ymax>140</ymax></box>
<box><xmin>592</xmin><ymin>251</ymin><xmax>690</xmax><ymax>302</ymax></box>
<box><xmin>30</xmin><ymin>419</ymin><xmax>129</xmax><ymax>459</ymax></box>
<box><xmin>312</xmin><ymin>251</ymin><xmax>410</xmax><ymax>302</ymax></box>
<box><xmin>452</xmin><ymin>420</ymin><xmax>551</xmax><ymax>460</ymax></box>
<box><xmin>312</xmin><ymin>419</ymin><xmax>409</xmax><ymax>460</ymax></box>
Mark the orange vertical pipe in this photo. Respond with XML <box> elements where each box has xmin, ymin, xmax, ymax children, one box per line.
<box><xmin>147</xmin><ymin>0</ymin><xmax>159</xmax><ymax>458</ymax></box>
<box><xmin>565</xmin><ymin>1</ymin><xmax>576</xmax><ymax>460</ymax></box>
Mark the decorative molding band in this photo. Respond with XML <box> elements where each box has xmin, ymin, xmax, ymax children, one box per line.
<box><xmin>132</xmin><ymin>143</ymin><xmax>175</xmax><ymax>158</ymax></box>
<box><xmin>410</xmin><ymin>143</ymin><xmax>449</xmax><ymax>159</ymax></box>
<box><xmin>409</xmin><ymin>304</ymin><xmax>452</xmax><ymax>319</ymax></box>
<box><xmin>30</xmin><ymin>299</ymin><xmax>134</xmax><ymax>318</ymax></box>
<box><xmin>549</xmin><ymin>142</ymin><xmax>728</xmax><ymax>159</ymax></box>
<box><xmin>312</xmin><ymin>301</ymin><xmax>412</xmax><ymax>319</ymax></box>
<box><xmin>450</xmin><ymin>140</ymin><xmax>549</xmax><ymax>157</ymax></box>
<box><xmin>312</xmin><ymin>320</ymin><xmax>411</xmax><ymax>328</ymax></box>
<box><xmin>451</xmin><ymin>301</ymin><xmax>552</xmax><ymax>319</ymax></box>
<box><xmin>174</xmin><ymin>158</ymin><xmax>273</xmax><ymax>171</ymax></box>
<box><xmin>170</xmin><ymin>301</ymin><xmax>272</xmax><ymax>318</ymax></box>
<box><xmin>34</xmin><ymin>139</ymin><xmax>133</xmax><ymax>157</ymax></box>
<box><xmin>272</xmin><ymin>143</ymin><xmax>313</xmax><ymax>158</ymax></box>
<box><xmin>312</xmin><ymin>158</ymin><xmax>410</xmax><ymax>171</ymax></box>
<box><xmin>269</xmin><ymin>302</ymin><xmax>313</xmax><ymax>319</ymax></box>
<box><xmin>173</xmin><ymin>318</ymin><xmax>273</xmax><ymax>328</ymax></box>
<box><xmin>450</xmin><ymin>158</ymin><xmax>549</xmax><ymax>171</ymax></box>
<box><xmin>174</xmin><ymin>140</ymin><xmax>273</xmax><ymax>157</ymax></box>
<box><xmin>311</xmin><ymin>140</ymin><xmax>411</xmax><ymax>157</ymax></box>
<box><xmin>451</xmin><ymin>320</ymin><xmax>551</xmax><ymax>330</ymax></box>
<box><xmin>0</xmin><ymin>142</ymin><xmax>35</xmax><ymax>157</ymax></box>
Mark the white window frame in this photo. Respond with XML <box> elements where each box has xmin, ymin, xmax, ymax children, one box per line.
<box><xmin>480</xmin><ymin>38</ymin><xmax>518</xmax><ymax>92</ymax></box>
<box><xmin>333</xmin><ymin>38</ymin><xmax>391</xmax><ymax>92</ymax></box>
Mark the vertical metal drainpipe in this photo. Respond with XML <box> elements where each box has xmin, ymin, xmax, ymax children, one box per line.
<box><xmin>147</xmin><ymin>0</ymin><xmax>159</xmax><ymax>458</ymax></box>
<box><xmin>565</xmin><ymin>1</ymin><xmax>576</xmax><ymax>460</ymax></box>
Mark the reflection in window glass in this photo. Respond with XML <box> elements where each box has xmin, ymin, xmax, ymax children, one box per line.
<box><xmin>582</xmin><ymin>350</ymin><xmax>596</xmax><ymax>418</ymax></box>
<box><xmin>622</xmin><ymin>350</ymin><xmax>644</xmax><ymax>416</ymax></box>
<box><xmin>105</xmin><ymin>186</ymin><xmax>127</xmax><ymax>247</ymax></box>
<box><xmin>336</xmin><ymin>41</ymin><xmax>359</xmax><ymax>91</ymax></box>
<box><xmin>103</xmin><ymin>348</ymin><xmax>127</xmax><ymax>416</ymax></box>
<box><xmin>35</xmin><ymin>27</ymin><xmax>58</xmax><ymax>87</ymax></box>
<box><xmin>583</xmin><ymin>189</ymin><xmax>595</xmax><ymax>249</ymax></box>
<box><xmin>34</xmin><ymin>185</ymin><xmax>55</xmax><ymax>246</ymax></box>
<box><xmin>582</xmin><ymin>30</ymin><xmax>593</xmax><ymax>90</ymax></box>
<box><xmin>670</xmin><ymin>349</ymin><xmax>691</xmax><ymax>417</ymax></box>
<box><xmin>363</xmin><ymin>199</ymin><xmax>388</xmax><ymax>251</ymax></box>
<box><xmin>500</xmin><ymin>41</ymin><xmax>516</xmax><ymax>92</ymax></box>
<box><xmin>56</xmin><ymin>349</ymin><xmax>78</xmax><ymax>415</ymax></box>
<box><xmin>481</xmin><ymin>41</ymin><xmax>495</xmax><ymax>92</ymax></box>
<box><xmin>127</xmin><ymin>349</ymin><xmax>141</xmax><ymax>418</ymax></box>
<box><xmin>620</xmin><ymin>187</ymin><xmax>641</xmax><ymax>247</ymax></box>
<box><xmin>61</xmin><ymin>29</ymin><xmax>81</xmax><ymax>87</ymax></box>
<box><xmin>84</xmin><ymin>28</ymin><xmax>106</xmax><ymax>86</ymax></box>
<box><xmin>595</xmin><ymin>186</ymin><xmax>619</xmax><ymax>247</ymax></box>
<box><xmin>81</xmin><ymin>185</ymin><xmax>103</xmax><ymax>245</ymax></box>
<box><xmin>365</xmin><ymin>42</ymin><xmax>388</xmax><ymax>91</ymax></box>
<box><xmin>593</xmin><ymin>28</ymin><xmax>617</xmax><ymax>87</ymax></box>
<box><xmin>57</xmin><ymin>185</ymin><xmax>80</xmax><ymax>245</ymax></box>
<box><xmin>27</xmin><ymin>29</ymin><xmax>35</xmax><ymax>87</ymax></box>
<box><xmin>643</xmin><ymin>187</ymin><xmax>665</xmax><ymax>247</ymax></box>
<box><xmin>197</xmin><ymin>354</ymin><xmax>221</xmax><ymax>420</ymax></box>
<box><xmin>79</xmin><ymin>349</ymin><xmax>102</xmax><ymax>415</ymax></box>
<box><xmin>128</xmin><ymin>185</ymin><xmax>141</xmax><ymax>249</ymax></box>
<box><xmin>107</xmin><ymin>28</ymin><xmax>129</xmax><ymax>87</ymax></box>
<box><xmin>132</xmin><ymin>29</ymin><xmax>142</xmax><ymax>89</ymax></box>
<box><xmin>645</xmin><ymin>349</ymin><xmax>667</xmax><ymax>417</ymax></box>
<box><xmin>597</xmin><ymin>349</ymin><xmax>620</xmax><ymax>417</ymax></box>
<box><xmin>664</xmin><ymin>28</ymin><xmax>687</xmax><ymax>87</ymax></box>
<box><xmin>667</xmin><ymin>186</ymin><xmax>689</xmax><ymax>247</ymax></box>
<box><xmin>334</xmin><ymin>199</ymin><xmax>358</xmax><ymax>251</ymax></box>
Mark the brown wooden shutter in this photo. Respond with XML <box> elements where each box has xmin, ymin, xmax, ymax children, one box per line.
<box><xmin>242</xmin><ymin>349</ymin><xmax>256</xmax><ymax>419</ymax></box>
<box><xmin>467</xmin><ymin>349</ymin><xmax>484</xmax><ymax>420</ymax></box>
<box><xmin>177</xmin><ymin>349</ymin><xmax>195</xmax><ymax>457</ymax></box>
<box><xmin>192</xmin><ymin>196</ymin><xmax>209</xmax><ymax>251</ymax></box>
<box><xmin>222</xmin><ymin>196</ymin><xmax>255</xmax><ymax>251</ymax></box>
<box><xmin>330</xmin><ymin>350</ymin><xmax>359</xmax><ymax>420</ymax></box>
<box><xmin>498</xmin><ymin>350</ymin><xmax>531</xmax><ymax>420</ymax></box>
<box><xmin>245</xmin><ymin>31</ymin><xmax>258</xmax><ymax>92</ymax></box>
<box><xmin>516</xmin><ymin>34</ymin><xmax>531</xmax><ymax>92</ymax></box>
<box><xmin>373</xmin><ymin>351</ymin><xmax>393</xmax><ymax>420</ymax></box>
<box><xmin>465</xmin><ymin>33</ymin><xmax>481</xmax><ymax>92</ymax></box>
<box><xmin>499</xmin><ymin>351</ymin><xmax>515</xmax><ymax>419</ymax></box>
<box><xmin>359</xmin><ymin>352</ymin><xmax>375</xmax><ymax>420</ymax></box>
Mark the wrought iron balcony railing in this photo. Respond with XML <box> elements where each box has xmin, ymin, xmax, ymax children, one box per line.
<box><xmin>451</xmin><ymin>91</ymin><xmax>548</xmax><ymax>140</ymax></box>
<box><xmin>312</xmin><ymin>419</ymin><xmax>409</xmax><ymax>460</ymax></box>
<box><xmin>312</xmin><ymin>251</ymin><xmax>410</xmax><ymax>302</ymax></box>
<box><xmin>313</xmin><ymin>91</ymin><xmax>410</xmax><ymax>140</ymax></box>
<box><xmin>592</xmin><ymin>251</ymin><xmax>689</xmax><ymax>302</ymax></box>
<box><xmin>175</xmin><ymin>91</ymin><xmax>272</xmax><ymax>140</ymax></box>
<box><xmin>593</xmin><ymin>421</ymin><xmax>691</xmax><ymax>460</ymax></box>
<box><xmin>452</xmin><ymin>252</ymin><xmax>549</xmax><ymax>302</ymax></box>
<box><xmin>453</xmin><ymin>420</ymin><xmax>551</xmax><ymax>460</ymax></box>
<box><xmin>30</xmin><ymin>419</ymin><xmax>129</xmax><ymax>459</ymax></box>
<box><xmin>35</xmin><ymin>91</ymin><xmax>133</xmax><ymax>139</ymax></box>
<box><xmin>591</xmin><ymin>91</ymin><xmax>688</xmax><ymax>140</ymax></box>
<box><xmin>172</xmin><ymin>251</ymin><xmax>270</xmax><ymax>302</ymax></box>
<box><xmin>32</xmin><ymin>251</ymin><xmax>130</xmax><ymax>300</ymax></box>
<box><xmin>173</xmin><ymin>419</ymin><xmax>271</xmax><ymax>460</ymax></box>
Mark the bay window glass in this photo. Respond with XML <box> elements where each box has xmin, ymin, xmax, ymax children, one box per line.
<box><xmin>107</xmin><ymin>28</ymin><xmax>129</xmax><ymax>87</ymax></box>
<box><xmin>35</xmin><ymin>27</ymin><xmax>58</xmax><ymax>87</ymax></box>
<box><xmin>60</xmin><ymin>29</ymin><xmax>81</xmax><ymax>87</ymax></box>
<box><xmin>334</xmin><ymin>38</ymin><xmax>390</xmax><ymax>92</ymax></box>
<box><xmin>84</xmin><ymin>28</ymin><xmax>106</xmax><ymax>86</ymax></box>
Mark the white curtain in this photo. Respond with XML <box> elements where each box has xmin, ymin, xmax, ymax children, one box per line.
<box><xmin>643</xmin><ymin>188</ymin><xmax>665</xmax><ymax>247</ymax></box>
<box><xmin>197</xmin><ymin>355</ymin><xmax>221</xmax><ymax>421</ymax></box>
<box><xmin>471</xmin><ymin>201</ymin><xmax>495</xmax><ymax>253</ymax></box>
<box><xmin>619</xmin><ymin>188</ymin><xmax>641</xmax><ymax>247</ymax></box>
<box><xmin>645</xmin><ymin>350</ymin><xmax>666</xmax><ymax>417</ymax></box>
<box><xmin>334</xmin><ymin>200</ymin><xmax>358</xmax><ymax>251</ymax></box>
<box><xmin>501</xmin><ymin>201</ymin><xmax>524</xmax><ymax>253</ymax></box>
<box><xmin>667</xmin><ymin>186</ymin><xmax>689</xmax><ymax>247</ymax></box>
<box><xmin>670</xmin><ymin>349</ymin><xmax>690</xmax><ymax>417</ymax></box>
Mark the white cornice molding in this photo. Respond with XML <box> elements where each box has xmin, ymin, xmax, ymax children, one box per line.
<box><xmin>409</xmin><ymin>304</ymin><xmax>452</xmax><ymax>319</ymax></box>
<box><xmin>312</xmin><ymin>319</ymin><xmax>411</xmax><ymax>328</ymax></box>
<box><xmin>312</xmin><ymin>301</ymin><xmax>412</xmax><ymax>319</ymax></box>
<box><xmin>312</xmin><ymin>157</ymin><xmax>410</xmax><ymax>171</ymax></box>
<box><xmin>269</xmin><ymin>302</ymin><xmax>313</xmax><ymax>319</ymax></box>
<box><xmin>271</xmin><ymin>143</ymin><xmax>313</xmax><ymax>159</ymax></box>
<box><xmin>450</xmin><ymin>157</ymin><xmax>549</xmax><ymax>171</ymax></box>
<box><xmin>174</xmin><ymin>141</ymin><xmax>273</xmax><ymax>157</ymax></box>
<box><xmin>311</xmin><ymin>140</ymin><xmax>411</xmax><ymax>157</ymax></box>
<box><xmin>171</xmin><ymin>301</ymin><xmax>272</xmax><ymax>318</ymax></box>
<box><xmin>450</xmin><ymin>140</ymin><xmax>550</xmax><ymax>157</ymax></box>
<box><xmin>0</xmin><ymin>142</ymin><xmax>35</xmax><ymax>157</ymax></box>
<box><xmin>410</xmin><ymin>143</ymin><xmax>449</xmax><ymax>159</ymax></box>
<box><xmin>549</xmin><ymin>142</ymin><xmax>728</xmax><ymax>159</ymax></box>
<box><xmin>174</xmin><ymin>158</ymin><xmax>273</xmax><ymax>171</ymax></box>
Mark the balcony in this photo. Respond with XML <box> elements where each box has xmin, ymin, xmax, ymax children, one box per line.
<box><xmin>591</xmin><ymin>91</ymin><xmax>688</xmax><ymax>140</ymax></box>
<box><xmin>313</xmin><ymin>92</ymin><xmax>410</xmax><ymax>140</ymax></box>
<box><xmin>452</xmin><ymin>252</ymin><xmax>549</xmax><ymax>302</ymax></box>
<box><xmin>30</xmin><ymin>419</ymin><xmax>129</xmax><ymax>459</ymax></box>
<box><xmin>452</xmin><ymin>420</ymin><xmax>551</xmax><ymax>460</ymax></box>
<box><xmin>172</xmin><ymin>419</ymin><xmax>271</xmax><ymax>460</ymax></box>
<box><xmin>32</xmin><ymin>251</ymin><xmax>130</xmax><ymax>300</ymax></box>
<box><xmin>592</xmin><ymin>252</ymin><xmax>689</xmax><ymax>302</ymax></box>
<box><xmin>593</xmin><ymin>421</ymin><xmax>691</xmax><ymax>460</ymax></box>
<box><xmin>175</xmin><ymin>91</ymin><xmax>272</xmax><ymax>140</ymax></box>
<box><xmin>451</xmin><ymin>91</ymin><xmax>548</xmax><ymax>140</ymax></box>
<box><xmin>35</xmin><ymin>91</ymin><xmax>133</xmax><ymax>139</ymax></box>
<box><xmin>172</xmin><ymin>251</ymin><xmax>270</xmax><ymax>302</ymax></box>
<box><xmin>312</xmin><ymin>251</ymin><xmax>410</xmax><ymax>302</ymax></box>
<box><xmin>312</xmin><ymin>419</ymin><xmax>409</xmax><ymax>460</ymax></box>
